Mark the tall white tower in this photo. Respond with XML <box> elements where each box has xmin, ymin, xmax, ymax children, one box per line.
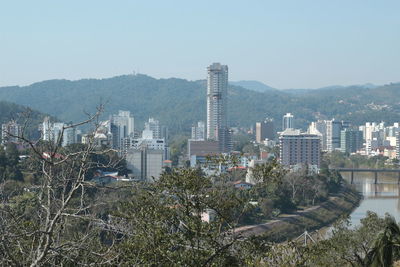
<box><xmin>206</xmin><ymin>63</ymin><xmax>228</xmax><ymax>140</ymax></box>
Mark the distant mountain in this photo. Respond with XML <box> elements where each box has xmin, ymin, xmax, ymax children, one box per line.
<box><xmin>230</xmin><ymin>80</ymin><xmax>277</xmax><ymax>92</ymax></box>
<box><xmin>283</xmin><ymin>83</ymin><xmax>379</xmax><ymax>94</ymax></box>
<box><xmin>0</xmin><ymin>74</ymin><xmax>398</xmax><ymax>133</ymax></box>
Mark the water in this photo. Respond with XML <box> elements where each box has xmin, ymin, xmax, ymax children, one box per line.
<box><xmin>342</xmin><ymin>172</ymin><xmax>400</xmax><ymax>226</ymax></box>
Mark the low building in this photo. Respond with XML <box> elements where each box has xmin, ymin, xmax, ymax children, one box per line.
<box><xmin>126</xmin><ymin>148</ymin><xmax>163</xmax><ymax>182</ymax></box>
<box><xmin>233</xmin><ymin>180</ymin><xmax>253</xmax><ymax>190</ymax></box>
<box><xmin>188</xmin><ymin>139</ymin><xmax>221</xmax><ymax>167</ymax></box>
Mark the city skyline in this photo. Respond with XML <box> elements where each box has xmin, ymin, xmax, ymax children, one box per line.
<box><xmin>1</xmin><ymin>1</ymin><xmax>400</xmax><ymax>88</ymax></box>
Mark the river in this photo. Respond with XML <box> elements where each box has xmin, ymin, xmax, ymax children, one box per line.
<box><xmin>342</xmin><ymin>172</ymin><xmax>400</xmax><ymax>226</ymax></box>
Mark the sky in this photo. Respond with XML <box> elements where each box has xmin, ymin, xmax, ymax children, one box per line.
<box><xmin>1</xmin><ymin>0</ymin><xmax>399</xmax><ymax>89</ymax></box>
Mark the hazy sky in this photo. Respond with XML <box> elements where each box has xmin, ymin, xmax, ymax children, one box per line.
<box><xmin>1</xmin><ymin>1</ymin><xmax>399</xmax><ymax>89</ymax></box>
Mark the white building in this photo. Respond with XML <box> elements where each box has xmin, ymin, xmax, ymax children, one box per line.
<box><xmin>326</xmin><ymin>119</ymin><xmax>344</xmax><ymax>152</ymax></box>
<box><xmin>1</xmin><ymin>120</ymin><xmax>21</xmax><ymax>145</ymax></box>
<box><xmin>40</xmin><ymin>117</ymin><xmax>77</xmax><ymax>147</ymax></box>
<box><xmin>206</xmin><ymin>63</ymin><xmax>231</xmax><ymax>152</ymax></box>
<box><xmin>126</xmin><ymin>149</ymin><xmax>163</xmax><ymax>182</ymax></box>
<box><xmin>109</xmin><ymin>110</ymin><xmax>134</xmax><ymax>150</ymax></box>
<box><xmin>145</xmin><ymin>117</ymin><xmax>161</xmax><ymax>139</ymax></box>
<box><xmin>62</xmin><ymin>127</ymin><xmax>76</xmax><ymax>147</ymax></box>
<box><xmin>125</xmin><ymin>128</ymin><xmax>168</xmax><ymax>182</ymax></box>
<box><xmin>41</xmin><ymin>116</ymin><xmax>53</xmax><ymax>142</ymax></box>
<box><xmin>282</xmin><ymin>113</ymin><xmax>294</xmax><ymax>131</ymax></box>
<box><xmin>307</xmin><ymin>120</ymin><xmax>327</xmax><ymax>151</ymax></box>
<box><xmin>191</xmin><ymin>121</ymin><xmax>205</xmax><ymax>140</ymax></box>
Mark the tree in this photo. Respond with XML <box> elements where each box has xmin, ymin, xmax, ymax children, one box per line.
<box><xmin>112</xmin><ymin>168</ymin><xmax>252</xmax><ymax>266</ymax></box>
<box><xmin>0</xmin><ymin>106</ymin><xmax>123</xmax><ymax>266</ymax></box>
<box><xmin>366</xmin><ymin>216</ymin><xmax>400</xmax><ymax>267</ymax></box>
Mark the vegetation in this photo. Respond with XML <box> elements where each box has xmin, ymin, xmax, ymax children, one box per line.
<box><xmin>325</xmin><ymin>151</ymin><xmax>394</xmax><ymax>169</ymax></box>
<box><xmin>2</xmin><ymin>75</ymin><xmax>400</xmax><ymax>134</ymax></box>
<box><xmin>2</xmin><ymin>110</ymin><xmax>400</xmax><ymax>265</ymax></box>
<box><xmin>0</xmin><ymin>101</ymin><xmax>48</xmax><ymax>139</ymax></box>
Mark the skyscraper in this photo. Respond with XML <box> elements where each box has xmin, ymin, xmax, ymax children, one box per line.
<box><xmin>206</xmin><ymin>63</ymin><xmax>231</xmax><ymax>152</ymax></box>
<box><xmin>282</xmin><ymin>113</ymin><xmax>294</xmax><ymax>131</ymax></box>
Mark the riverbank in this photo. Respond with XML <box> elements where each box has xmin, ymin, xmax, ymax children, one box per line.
<box><xmin>236</xmin><ymin>186</ymin><xmax>361</xmax><ymax>242</ymax></box>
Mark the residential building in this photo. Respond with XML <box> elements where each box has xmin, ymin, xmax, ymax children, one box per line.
<box><xmin>109</xmin><ymin>110</ymin><xmax>134</xmax><ymax>150</ymax></box>
<box><xmin>41</xmin><ymin>116</ymin><xmax>53</xmax><ymax>142</ymax></box>
<box><xmin>145</xmin><ymin>117</ymin><xmax>161</xmax><ymax>139</ymax></box>
<box><xmin>191</xmin><ymin>121</ymin><xmax>205</xmax><ymax>140</ymax></box>
<box><xmin>340</xmin><ymin>128</ymin><xmax>363</xmax><ymax>153</ymax></box>
<box><xmin>62</xmin><ymin>126</ymin><xmax>76</xmax><ymax>147</ymax></box>
<box><xmin>206</xmin><ymin>63</ymin><xmax>231</xmax><ymax>152</ymax></box>
<box><xmin>307</xmin><ymin>120</ymin><xmax>327</xmax><ymax>151</ymax></box>
<box><xmin>326</xmin><ymin>119</ymin><xmax>343</xmax><ymax>152</ymax></box>
<box><xmin>1</xmin><ymin>120</ymin><xmax>21</xmax><ymax>145</ymax></box>
<box><xmin>39</xmin><ymin>117</ymin><xmax>77</xmax><ymax>147</ymax></box>
<box><xmin>255</xmin><ymin>118</ymin><xmax>275</xmax><ymax>143</ymax></box>
<box><xmin>396</xmin><ymin>132</ymin><xmax>400</xmax><ymax>159</ymax></box>
<box><xmin>279</xmin><ymin>129</ymin><xmax>321</xmax><ymax>170</ymax></box>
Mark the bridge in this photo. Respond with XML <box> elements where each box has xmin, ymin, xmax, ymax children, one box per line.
<box><xmin>332</xmin><ymin>168</ymin><xmax>400</xmax><ymax>184</ymax></box>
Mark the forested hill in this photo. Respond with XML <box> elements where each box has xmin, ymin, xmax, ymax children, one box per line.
<box><xmin>0</xmin><ymin>101</ymin><xmax>48</xmax><ymax>138</ymax></box>
<box><xmin>0</xmin><ymin>74</ymin><xmax>399</xmax><ymax>133</ymax></box>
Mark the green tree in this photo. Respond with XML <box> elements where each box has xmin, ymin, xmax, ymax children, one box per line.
<box><xmin>113</xmin><ymin>168</ymin><xmax>251</xmax><ymax>266</ymax></box>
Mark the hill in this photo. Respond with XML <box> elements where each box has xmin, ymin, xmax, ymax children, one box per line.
<box><xmin>229</xmin><ymin>80</ymin><xmax>277</xmax><ymax>92</ymax></box>
<box><xmin>0</xmin><ymin>75</ymin><xmax>399</xmax><ymax>134</ymax></box>
<box><xmin>0</xmin><ymin>101</ymin><xmax>49</xmax><ymax>139</ymax></box>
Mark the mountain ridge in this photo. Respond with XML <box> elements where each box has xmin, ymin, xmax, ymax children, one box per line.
<box><xmin>0</xmin><ymin>74</ymin><xmax>399</xmax><ymax>133</ymax></box>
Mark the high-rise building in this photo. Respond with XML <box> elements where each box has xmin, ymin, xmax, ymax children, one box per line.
<box><xmin>340</xmin><ymin>128</ymin><xmax>363</xmax><ymax>153</ymax></box>
<box><xmin>62</xmin><ymin>126</ymin><xmax>77</xmax><ymax>147</ymax></box>
<box><xmin>1</xmin><ymin>120</ymin><xmax>21</xmax><ymax>145</ymax></box>
<box><xmin>145</xmin><ymin>117</ymin><xmax>161</xmax><ymax>139</ymax></box>
<box><xmin>109</xmin><ymin>110</ymin><xmax>134</xmax><ymax>150</ymax></box>
<box><xmin>326</xmin><ymin>119</ymin><xmax>343</xmax><ymax>152</ymax></box>
<box><xmin>39</xmin><ymin>117</ymin><xmax>77</xmax><ymax>147</ymax></box>
<box><xmin>255</xmin><ymin>118</ymin><xmax>275</xmax><ymax>143</ymax></box>
<box><xmin>161</xmin><ymin>125</ymin><xmax>169</xmax><ymax>142</ymax></box>
<box><xmin>282</xmin><ymin>113</ymin><xmax>294</xmax><ymax>131</ymax></box>
<box><xmin>206</xmin><ymin>63</ymin><xmax>231</xmax><ymax>152</ymax></box>
<box><xmin>41</xmin><ymin>116</ymin><xmax>53</xmax><ymax>142</ymax></box>
<box><xmin>279</xmin><ymin>129</ymin><xmax>321</xmax><ymax>170</ymax></box>
<box><xmin>396</xmin><ymin>132</ymin><xmax>400</xmax><ymax>159</ymax></box>
<box><xmin>52</xmin><ymin>123</ymin><xmax>65</xmax><ymax>144</ymax></box>
<box><xmin>191</xmin><ymin>121</ymin><xmax>206</xmax><ymax>140</ymax></box>
<box><xmin>307</xmin><ymin>120</ymin><xmax>327</xmax><ymax>151</ymax></box>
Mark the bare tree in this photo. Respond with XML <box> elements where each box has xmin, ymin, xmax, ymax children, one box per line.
<box><xmin>0</xmin><ymin>105</ymin><xmax>125</xmax><ymax>266</ymax></box>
